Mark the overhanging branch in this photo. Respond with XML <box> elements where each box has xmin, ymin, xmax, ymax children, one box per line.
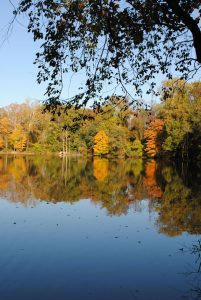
<box><xmin>166</xmin><ymin>0</ymin><xmax>201</xmax><ymax>63</ymax></box>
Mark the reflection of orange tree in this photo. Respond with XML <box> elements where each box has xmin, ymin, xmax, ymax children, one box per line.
<box><xmin>93</xmin><ymin>158</ymin><xmax>109</xmax><ymax>181</ymax></box>
<box><xmin>0</xmin><ymin>174</ymin><xmax>10</xmax><ymax>190</ymax></box>
<box><xmin>1</xmin><ymin>155</ymin><xmax>201</xmax><ymax>236</ymax></box>
<box><xmin>0</xmin><ymin>158</ymin><xmax>4</xmax><ymax>171</ymax></box>
<box><xmin>143</xmin><ymin>160</ymin><xmax>163</xmax><ymax>199</ymax></box>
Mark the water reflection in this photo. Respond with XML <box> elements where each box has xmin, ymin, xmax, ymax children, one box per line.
<box><xmin>153</xmin><ymin>163</ymin><xmax>201</xmax><ymax>236</ymax></box>
<box><xmin>0</xmin><ymin>155</ymin><xmax>201</xmax><ymax>236</ymax></box>
<box><xmin>0</xmin><ymin>155</ymin><xmax>201</xmax><ymax>300</ymax></box>
<box><xmin>93</xmin><ymin>158</ymin><xmax>109</xmax><ymax>181</ymax></box>
<box><xmin>180</xmin><ymin>239</ymin><xmax>201</xmax><ymax>299</ymax></box>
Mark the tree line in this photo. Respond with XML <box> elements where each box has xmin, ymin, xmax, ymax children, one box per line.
<box><xmin>0</xmin><ymin>79</ymin><xmax>200</xmax><ymax>161</ymax></box>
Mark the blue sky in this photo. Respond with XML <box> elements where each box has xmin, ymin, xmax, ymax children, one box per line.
<box><xmin>0</xmin><ymin>1</ymin><xmax>45</xmax><ymax>107</ymax></box>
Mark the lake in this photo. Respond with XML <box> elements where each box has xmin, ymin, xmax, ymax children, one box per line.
<box><xmin>0</xmin><ymin>155</ymin><xmax>201</xmax><ymax>300</ymax></box>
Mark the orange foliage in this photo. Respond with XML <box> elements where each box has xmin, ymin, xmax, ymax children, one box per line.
<box><xmin>0</xmin><ymin>158</ymin><xmax>3</xmax><ymax>171</ymax></box>
<box><xmin>143</xmin><ymin>160</ymin><xmax>163</xmax><ymax>199</ymax></box>
<box><xmin>144</xmin><ymin>119</ymin><xmax>164</xmax><ymax>157</ymax></box>
<box><xmin>0</xmin><ymin>175</ymin><xmax>10</xmax><ymax>190</ymax></box>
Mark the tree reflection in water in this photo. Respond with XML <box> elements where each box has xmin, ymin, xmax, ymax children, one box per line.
<box><xmin>0</xmin><ymin>155</ymin><xmax>201</xmax><ymax>298</ymax></box>
<box><xmin>0</xmin><ymin>155</ymin><xmax>201</xmax><ymax>236</ymax></box>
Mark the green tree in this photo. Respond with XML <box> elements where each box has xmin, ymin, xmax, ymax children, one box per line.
<box><xmin>127</xmin><ymin>139</ymin><xmax>143</xmax><ymax>158</ymax></box>
<box><xmin>188</xmin><ymin>82</ymin><xmax>201</xmax><ymax>160</ymax></box>
<box><xmin>160</xmin><ymin>80</ymin><xmax>192</xmax><ymax>157</ymax></box>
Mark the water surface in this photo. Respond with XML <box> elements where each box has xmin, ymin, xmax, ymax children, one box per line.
<box><xmin>0</xmin><ymin>156</ymin><xmax>200</xmax><ymax>300</ymax></box>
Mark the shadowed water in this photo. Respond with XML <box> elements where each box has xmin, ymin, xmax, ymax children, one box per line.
<box><xmin>0</xmin><ymin>155</ymin><xmax>201</xmax><ymax>300</ymax></box>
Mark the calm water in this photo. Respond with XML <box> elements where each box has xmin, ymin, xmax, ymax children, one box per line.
<box><xmin>0</xmin><ymin>155</ymin><xmax>201</xmax><ymax>300</ymax></box>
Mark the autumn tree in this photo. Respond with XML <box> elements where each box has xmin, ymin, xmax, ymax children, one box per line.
<box><xmin>92</xmin><ymin>98</ymin><xmax>133</xmax><ymax>157</ymax></box>
<box><xmin>5</xmin><ymin>103</ymin><xmax>24</xmax><ymax>129</ymax></box>
<box><xmin>9</xmin><ymin>125</ymin><xmax>27</xmax><ymax>152</ymax></box>
<box><xmin>0</xmin><ymin>117</ymin><xmax>12</xmax><ymax>150</ymax></box>
<box><xmin>0</xmin><ymin>88</ymin><xmax>199</xmax><ymax>159</ymax></box>
<box><xmin>93</xmin><ymin>130</ymin><xmax>109</xmax><ymax>156</ymax></box>
<box><xmin>15</xmin><ymin>0</ymin><xmax>201</xmax><ymax>110</ymax></box>
<box><xmin>144</xmin><ymin>119</ymin><xmax>164</xmax><ymax>157</ymax></box>
<box><xmin>19</xmin><ymin>101</ymin><xmax>41</xmax><ymax>149</ymax></box>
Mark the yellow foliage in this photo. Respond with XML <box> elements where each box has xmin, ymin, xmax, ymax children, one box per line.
<box><xmin>93</xmin><ymin>158</ymin><xmax>109</xmax><ymax>181</ymax></box>
<box><xmin>0</xmin><ymin>136</ymin><xmax>4</xmax><ymax>149</ymax></box>
<box><xmin>93</xmin><ymin>130</ymin><xmax>109</xmax><ymax>156</ymax></box>
<box><xmin>0</xmin><ymin>117</ymin><xmax>11</xmax><ymax>134</ymax></box>
<box><xmin>8</xmin><ymin>157</ymin><xmax>27</xmax><ymax>182</ymax></box>
<box><xmin>9</xmin><ymin>125</ymin><xmax>27</xmax><ymax>151</ymax></box>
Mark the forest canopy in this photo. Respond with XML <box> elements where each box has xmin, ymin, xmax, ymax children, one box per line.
<box><xmin>14</xmin><ymin>0</ymin><xmax>201</xmax><ymax>110</ymax></box>
<box><xmin>0</xmin><ymin>80</ymin><xmax>200</xmax><ymax>161</ymax></box>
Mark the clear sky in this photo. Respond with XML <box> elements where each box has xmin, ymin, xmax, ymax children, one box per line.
<box><xmin>0</xmin><ymin>1</ymin><xmax>45</xmax><ymax>107</ymax></box>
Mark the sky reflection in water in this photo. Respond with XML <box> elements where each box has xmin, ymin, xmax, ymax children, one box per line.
<box><xmin>0</xmin><ymin>155</ymin><xmax>200</xmax><ymax>300</ymax></box>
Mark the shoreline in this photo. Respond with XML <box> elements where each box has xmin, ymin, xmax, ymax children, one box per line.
<box><xmin>0</xmin><ymin>151</ymin><xmax>82</xmax><ymax>157</ymax></box>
